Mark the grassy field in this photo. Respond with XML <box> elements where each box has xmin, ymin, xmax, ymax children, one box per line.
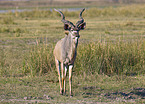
<box><xmin>0</xmin><ymin>4</ymin><xmax>145</xmax><ymax>103</ymax></box>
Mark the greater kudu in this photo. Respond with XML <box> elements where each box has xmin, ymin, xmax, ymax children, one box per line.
<box><xmin>53</xmin><ymin>8</ymin><xmax>86</xmax><ymax>96</ymax></box>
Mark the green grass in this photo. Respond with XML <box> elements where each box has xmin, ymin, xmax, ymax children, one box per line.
<box><xmin>0</xmin><ymin>74</ymin><xmax>145</xmax><ymax>103</ymax></box>
<box><xmin>75</xmin><ymin>40</ymin><xmax>145</xmax><ymax>76</ymax></box>
<box><xmin>5</xmin><ymin>4</ymin><xmax>145</xmax><ymax>19</ymax></box>
<box><xmin>0</xmin><ymin>5</ymin><xmax>145</xmax><ymax>103</ymax></box>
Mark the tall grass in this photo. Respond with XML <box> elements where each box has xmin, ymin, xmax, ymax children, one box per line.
<box><xmin>0</xmin><ymin>17</ymin><xmax>15</xmax><ymax>24</ymax></box>
<box><xmin>7</xmin><ymin>4</ymin><xmax>145</xmax><ymax>18</ymax></box>
<box><xmin>0</xmin><ymin>48</ymin><xmax>7</xmax><ymax>76</ymax></box>
<box><xmin>86</xmin><ymin>5</ymin><xmax>145</xmax><ymax>17</ymax></box>
<box><xmin>22</xmin><ymin>39</ymin><xmax>145</xmax><ymax>76</ymax></box>
<box><xmin>22</xmin><ymin>40</ymin><xmax>55</xmax><ymax>76</ymax></box>
<box><xmin>75</xmin><ymin>40</ymin><xmax>145</xmax><ymax>76</ymax></box>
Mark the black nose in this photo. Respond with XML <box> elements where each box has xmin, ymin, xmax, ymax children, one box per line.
<box><xmin>76</xmin><ymin>34</ymin><xmax>80</xmax><ymax>38</ymax></box>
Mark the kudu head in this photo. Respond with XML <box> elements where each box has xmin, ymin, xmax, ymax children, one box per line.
<box><xmin>54</xmin><ymin>8</ymin><xmax>86</xmax><ymax>42</ymax></box>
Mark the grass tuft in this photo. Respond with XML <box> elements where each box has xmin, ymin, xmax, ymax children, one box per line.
<box><xmin>75</xmin><ymin>40</ymin><xmax>145</xmax><ymax>76</ymax></box>
<box><xmin>22</xmin><ymin>40</ymin><xmax>55</xmax><ymax>77</ymax></box>
<box><xmin>0</xmin><ymin>27</ymin><xmax>10</xmax><ymax>33</ymax></box>
<box><xmin>0</xmin><ymin>17</ymin><xmax>15</xmax><ymax>24</ymax></box>
<box><xmin>22</xmin><ymin>39</ymin><xmax>145</xmax><ymax>76</ymax></box>
<box><xmin>6</xmin><ymin>4</ymin><xmax>145</xmax><ymax>19</ymax></box>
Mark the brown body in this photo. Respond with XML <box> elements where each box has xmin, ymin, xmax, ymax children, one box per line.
<box><xmin>53</xmin><ymin>8</ymin><xmax>86</xmax><ymax>96</ymax></box>
<box><xmin>54</xmin><ymin>32</ymin><xmax>77</xmax><ymax>65</ymax></box>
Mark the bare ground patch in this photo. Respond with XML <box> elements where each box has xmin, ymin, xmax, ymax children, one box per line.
<box><xmin>82</xmin><ymin>86</ymin><xmax>145</xmax><ymax>103</ymax></box>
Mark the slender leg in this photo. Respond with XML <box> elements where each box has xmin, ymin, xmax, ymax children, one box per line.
<box><xmin>64</xmin><ymin>64</ymin><xmax>68</xmax><ymax>94</ymax></box>
<box><xmin>61</xmin><ymin>63</ymin><xmax>64</xmax><ymax>94</ymax></box>
<box><xmin>69</xmin><ymin>65</ymin><xmax>73</xmax><ymax>97</ymax></box>
<box><xmin>55</xmin><ymin>58</ymin><xmax>62</xmax><ymax>94</ymax></box>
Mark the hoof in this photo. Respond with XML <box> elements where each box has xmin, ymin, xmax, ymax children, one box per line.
<box><xmin>60</xmin><ymin>90</ymin><xmax>63</xmax><ymax>95</ymax></box>
<box><xmin>63</xmin><ymin>92</ymin><xmax>66</xmax><ymax>95</ymax></box>
<box><xmin>70</xmin><ymin>93</ymin><xmax>73</xmax><ymax>97</ymax></box>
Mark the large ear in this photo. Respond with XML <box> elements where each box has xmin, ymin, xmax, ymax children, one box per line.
<box><xmin>78</xmin><ymin>22</ymin><xmax>86</xmax><ymax>30</ymax></box>
<box><xmin>64</xmin><ymin>23</ymin><xmax>70</xmax><ymax>30</ymax></box>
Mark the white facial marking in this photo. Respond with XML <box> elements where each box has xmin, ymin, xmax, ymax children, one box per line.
<box><xmin>75</xmin><ymin>37</ymin><xmax>78</xmax><ymax>44</ymax></box>
<box><xmin>73</xmin><ymin>31</ymin><xmax>77</xmax><ymax>33</ymax></box>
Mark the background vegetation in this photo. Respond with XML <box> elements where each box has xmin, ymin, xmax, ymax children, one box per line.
<box><xmin>0</xmin><ymin>2</ymin><xmax>145</xmax><ymax>103</ymax></box>
<box><xmin>1</xmin><ymin>4</ymin><xmax>145</xmax><ymax>77</ymax></box>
